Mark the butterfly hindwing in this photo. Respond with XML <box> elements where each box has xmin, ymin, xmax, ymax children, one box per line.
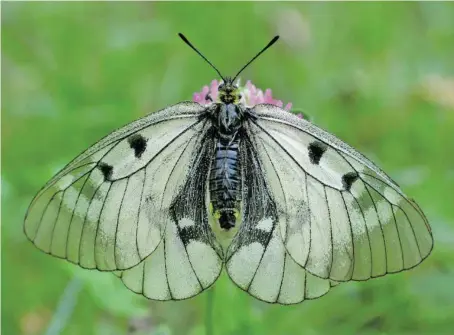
<box><xmin>225</xmin><ymin>136</ymin><xmax>335</xmax><ymax>303</ymax></box>
<box><xmin>24</xmin><ymin>102</ymin><xmax>209</xmax><ymax>271</ymax></box>
<box><xmin>118</xmin><ymin>135</ymin><xmax>223</xmax><ymax>300</ymax></box>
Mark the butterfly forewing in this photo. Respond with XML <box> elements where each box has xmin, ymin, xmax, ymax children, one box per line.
<box><xmin>247</xmin><ymin>104</ymin><xmax>433</xmax><ymax>282</ymax></box>
<box><xmin>24</xmin><ymin>102</ymin><xmax>208</xmax><ymax>271</ymax></box>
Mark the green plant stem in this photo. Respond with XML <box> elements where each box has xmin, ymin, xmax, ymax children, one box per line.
<box><xmin>206</xmin><ymin>287</ymin><xmax>214</xmax><ymax>335</ymax></box>
<box><xmin>45</xmin><ymin>277</ymin><xmax>83</xmax><ymax>335</ymax></box>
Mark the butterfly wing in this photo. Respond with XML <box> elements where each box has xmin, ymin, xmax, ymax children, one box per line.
<box><xmin>245</xmin><ymin>104</ymin><xmax>433</xmax><ymax>282</ymax></box>
<box><xmin>24</xmin><ymin>101</ymin><xmax>210</xmax><ymax>271</ymax></box>
<box><xmin>225</xmin><ymin>135</ymin><xmax>336</xmax><ymax>304</ymax></box>
<box><xmin>117</xmin><ymin>134</ymin><xmax>224</xmax><ymax>300</ymax></box>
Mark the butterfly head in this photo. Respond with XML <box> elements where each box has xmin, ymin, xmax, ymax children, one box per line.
<box><xmin>218</xmin><ymin>77</ymin><xmax>241</xmax><ymax>104</ymax></box>
<box><xmin>179</xmin><ymin>33</ymin><xmax>279</xmax><ymax>104</ymax></box>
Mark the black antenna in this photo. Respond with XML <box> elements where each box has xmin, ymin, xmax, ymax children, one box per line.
<box><xmin>178</xmin><ymin>33</ymin><xmax>225</xmax><ymax>81</ymax></box>
<box><xmin>232</xmin><ymin>36</ymin><xmax>279</xmax><ymax>82</ymax></box>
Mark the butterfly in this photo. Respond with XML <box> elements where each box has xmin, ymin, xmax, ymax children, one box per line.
<box><xmin>24</xmin><ymin>34</ymin><xmax>433</xmax><ymax>304</ymax></box>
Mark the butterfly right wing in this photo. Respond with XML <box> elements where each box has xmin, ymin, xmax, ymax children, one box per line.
<box><xmin>24</xmin><ymin>101</ymin><xmax>209</xmax><ymax>272</ymax></box>
<box><xmin>247</xmin><ymin>104</ymin><xmax>433</xmax><ymax>282</ymax></box>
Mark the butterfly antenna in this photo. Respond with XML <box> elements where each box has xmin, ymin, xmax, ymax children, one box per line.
<box><xmin>232</xmin><ymin>36</ymin><xmax>279</xmax><ymax>82</ymax></box>
<box><xmin>179</xmin><ymin>33</ymin><xmax>225</xmax><ymax>82</ymax></box>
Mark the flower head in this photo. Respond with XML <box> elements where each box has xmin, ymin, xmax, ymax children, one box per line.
<box><xmin>193</xmin><ymin>79</ymin><xmax>304</xmax><ymax>117</ymax></box>
<box><xmin>193</xmin><ymin>80</ymin><xmax>219</xmax><ymax>105</ymax></box>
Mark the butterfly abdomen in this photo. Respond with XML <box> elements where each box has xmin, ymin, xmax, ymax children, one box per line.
<box><xmin>209</xmin><ymin>136</ymin><xmax>241</xmax><ymax>230</ymax></box>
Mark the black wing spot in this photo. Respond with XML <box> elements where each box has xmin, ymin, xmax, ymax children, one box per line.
<box><xmin>98</xmin><ymin>162</ymin><xmax>113</xmax><ymax>181</ymax></box>
<box><xmin>128</xmin><ymin>134</ymin><xmax>147</xmax><ymax>158</ymax></box>
<box><xmin>178</xmin><ymin>226</ymin><xmax>204</xmax><ymax>247</ymax></box>
<box><xmin>308</xmin><ymin>141</ymin><xmax>327</xmax><ymax>165</ymax></box>
<box><xmin>342</xmin><ymin>172</ymin><xmax>359</xmax><ymax>191</ymax></box>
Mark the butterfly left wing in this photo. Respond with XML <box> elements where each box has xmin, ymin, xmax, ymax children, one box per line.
<box><xmin>24</xmin><ymin>102</ymin><xmax>209</xmax><ymax>271</ymax></box>
<box><xmin>225</xmin><ymin>136</ymin><xmax>336</xmax><ymax>304</ymax></box>
<box><xmin>245</xmin><ymin>104</ymin><xmax>433</xmax><ymax>282</ymax></box>
<box><xmin>117</xmin><ymin>135</ymin><xmax>224</xmax><ymax>300</ymax></box>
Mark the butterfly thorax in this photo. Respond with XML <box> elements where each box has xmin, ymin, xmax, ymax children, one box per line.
<box><xmin>209</xmin><ymin>102</ymin><xmax>243</xmax><ymax>230</ymax></box>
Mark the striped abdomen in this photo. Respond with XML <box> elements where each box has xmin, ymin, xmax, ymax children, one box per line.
<box><xmin>209</xmin><ymin>136</ymin><xmax>242</xmax><ymax>230</ymax></box>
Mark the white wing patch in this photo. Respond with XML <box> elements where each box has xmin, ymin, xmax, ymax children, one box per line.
<box><xmin>248</xmin><ymin>104</ymin><xmax>433</xmax><ymax>282</ymax></box>
<box><xmin>255</xmin><ymin>217</ymin><xmax>274</xmax><ymax>232</ymax></box>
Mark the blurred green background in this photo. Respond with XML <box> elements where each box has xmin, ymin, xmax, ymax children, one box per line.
<box><xmin>2</xmin><ymin>2</ymin><xmax>454</xmax><ymax>335</ymax></box>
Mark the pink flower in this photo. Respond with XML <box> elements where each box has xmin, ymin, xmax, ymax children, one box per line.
<box><xmin>193</xmin><ymin>79</ymin><xmax>296</xmax><ymax>114</ymax></box>
<box><xmin>193</xmin><ymin>80</ymin><xmax>220</xmax><ymax>105</ymax></box>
